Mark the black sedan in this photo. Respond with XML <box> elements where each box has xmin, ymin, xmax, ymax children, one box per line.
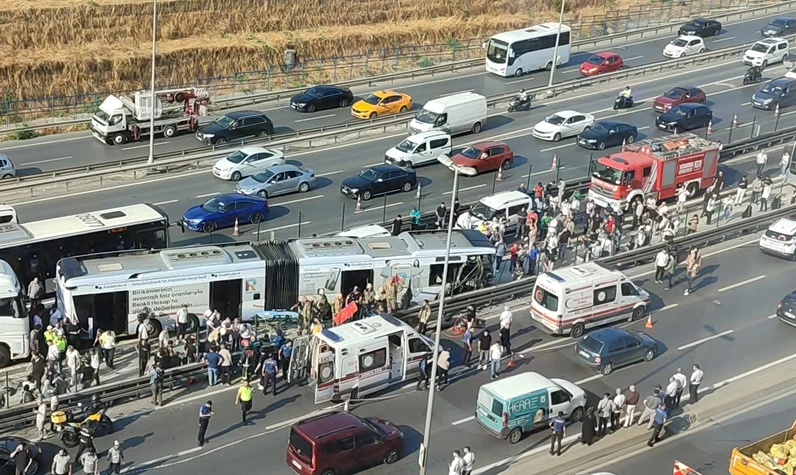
<box><xmin>576</xmin><ymin>121</ymin><xmax>638</xmax><ymax>150</ymax></box>
<box><xmin>340</xmin><ymin>164</ymin><xmax>417</xmax><ymax>201</ymax></box>
<box><xmin>777</xmin><ymin>290</ymin><xmax>796</xmax><ymax>327</ymax></box>
<box><xmin>655</xmin><ymin>103</ymin><xmax>712</xmax><ymax>134</ymax></box>
<box><xmin>678</xmin><ymin>18</ymin><xmax>721</xmax><ymax>37</ymax></box>
<box><xmin>574</xmin><ymin>328</ymin><xmax>658</xmax><ymax>375</ymax></box>
<box><xmin>290</xmin><ymin>85</ymin><xmax>354</xmax><ymax>113</ymax></box>
<box><xmin>0</xmin><ymin>437</ymin><xmax>41</xmax><ymax>475</ymax></box>
<box><xmin>761</xmin><ymin>17</ymin><xmax>796</xmax><ymax>37</ymax></box>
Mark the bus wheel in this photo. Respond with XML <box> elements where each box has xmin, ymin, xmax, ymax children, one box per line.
<box><xmin>149</xmin><ymin>318</ymin><xmax>163</xmax><ymax>337</ymax></box>
<box><xmin>0</xmin><ymin>345</ymin><xmax>10</xmax><ymax>369</ymax></box>
<box><xmin>187</xmin><ymin>314</ymin><xmax>201</xmax><ymax>335</ymax></box>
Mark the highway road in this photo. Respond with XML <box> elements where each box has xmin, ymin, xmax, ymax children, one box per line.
<box><xmin>8</xmin><ymin>56</ymin><xmax>796</xmax><ymax>245</ymax></box>
<box><xmin>1</xmin><ymin>8</ymin><xmax>793</xmax><ymax>175</ymax></box>
<box><xmin>73</xmin><ymin>235</ymin><xmax>796</xmax><ymax>475</ymax></box>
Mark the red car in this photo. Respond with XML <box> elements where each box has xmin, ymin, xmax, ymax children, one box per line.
<box><xmin>652</xmin><ymin>86</ymin><xmax>707</xmax><ymax>113</ymax></box>
<box><xmin>441</xmin><ymin>141</ymin><xmax>514</xmax><ymax>176</ymax></box>
<box><xmin>579</xmin><ymin>52</ymin><xmax>624</xmax><ymax>76</ymax></box>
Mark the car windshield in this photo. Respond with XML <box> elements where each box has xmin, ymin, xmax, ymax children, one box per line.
<box><xmin>486</xmin><ymin>39</ymin><xmax>509</xmax><ymax>64</ymax></box>
<box><xmin>414</xmin><ymin>108</ymin><xmax>440</xmax><ymax>124</ymax></box>
<box><xmin>586</xmin><ymin>55</ymin><xmax>604</xmax><ymax>65</ymax></box>
<box><xmin>362</xmin><ymin>418</ymin><xmax>387</xmax><ymax>436</ymax></box>
<box><xmin>590</xmin><ymin>122</ymin><xmax>609</xmax><ymax>133</ymax></box>
<box><xmin>252</xmin><ymin>170</ymin><xmax>274</xmax><ymax>183</ymax></box>
<box><xmin>225</xmin><ymin>151</ymin><xmax>247</xmax><ymax>164</ymax></box>
<box><xmin>358</xmin><ymin>168</ymin><xmax>380</xmax><ymax>181</ymax></box>
<box><xmin>470</xmin><ymin>202</ymin><xmax>499</xmax><ymax>220</ymax></box>
<box><xmin>762</xmin><ymin>83</ymin><xmax>785</xmax><ymax>95</ymax></box>
<box><xmin>534</xmin><ymin>286</ymin><xmax>559</xmax><ymax>312</ymax></box>
<box><xmin>0</xmin><ymin>296</ymin><xmax>24</xmax><ymax>318</ymax></box>
<box><xmin>362</xmin><ymin>94</ymin><xmax>382</xmax><ymax>105</ymax></box>
<box><xmin>771</xmin><ymin>19</ymin><xmax>787</xmax><ymax>27</ymax></box>
<box><xmin>690</xmin><ymin>19</ymin><xmax>705</xmax><ymax>26</ymax></box>
<box><xmin>213</xmin><ymin>116</ymin><xmax>234</xmax><ymax>128</ymax></box>
<box><xmin>671</xmin><ymin>38</ymin><xmax>688</xmax><ymax>47</ymax></box>
<box><xmin>460</xmin><ymin>147</ymin><xmax>483</xmax><ymax>159</ymax></box>
<box><xmin>546</xmin><ymin>114</ymin><xmax>566</xmax><ymax>126</ymax></box>
<box><xmin>751</xmin><ymin>43</ymin><xmax>770</xmax><ymax>53</ymax></box>
<box><xmin>671</xmin><ymin>106</ymin><xmax>689</xmax><ymax>116</ymax></box>
<box><xmin>396</xmin><ymin>138</ymin><xmax>419</xmax><ymax>153</ymax></box>
<box><xmin>664</xmin><ymin>88</ymin><xmax>686</xmax><ymax>99</ymax></box>
<box><xmin>304</xmin><ymin>87</ymin><xmax>320</xmax><ymax>97</ymax></box>
<box><xmin>592</xmin><ymin>163</ymin><xmax>623</xmax><ymax>184</ymax></box>
<box><xmin>200</xmin><ymin>197</ymin><xmax>224</xmax><ymax>213</ymax></box>
<box><xmin>579</xmin><ymin>334</ymin><xmax>604</xmax><ymax>354</ymax></box>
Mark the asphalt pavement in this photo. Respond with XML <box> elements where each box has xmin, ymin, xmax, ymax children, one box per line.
<box><xmin>42</xmin><ymin>233</ymin><xmax>796</xmax><ymax>475</ymax></box>
<box><xmin>0</xmin><ymin>8</ymin><xmax>791</xmax><ymax>174</ymax></box>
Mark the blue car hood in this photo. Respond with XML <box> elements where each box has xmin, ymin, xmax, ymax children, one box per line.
<box><xmin>183</xmin><ymin>205</ymin><xmax>209</xmax><ymax>221</ymax></box>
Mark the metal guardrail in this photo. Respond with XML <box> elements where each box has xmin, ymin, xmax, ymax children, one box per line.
<box><xmin>0</xmin><ymin>40</ymin><xmax>779</xmax><ymax>196</ymax></box>
<box><xmin>2</xmin><ymin>0</ymin><xmax>790</xmax><ymax>136</ymax></box>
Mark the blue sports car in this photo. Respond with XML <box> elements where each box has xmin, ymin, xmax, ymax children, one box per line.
<box><xmin>182</xmin><ymin>193</ymin><xmax>268</xmax><ymax>233</ymax></box>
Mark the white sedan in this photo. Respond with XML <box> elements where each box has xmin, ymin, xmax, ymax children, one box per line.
<box><xmin>532</xmin><ymin>111</ymin><xmax>595</xmax><ymax>142</ymax></box>
<box><xmin>212</xmin><ymin>146</ymin><xmax>286</xmax><ymax>181</ymax></box>
<box><xmin>663</xmin><ymin>35</ymin><xmax>706</xmax><ymax>58</ymax></box>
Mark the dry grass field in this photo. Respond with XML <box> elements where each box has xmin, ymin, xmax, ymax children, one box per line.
<box><xmin>0</xmin><ymin>0</ymin><xmax>628</xmax><ymax>101</ymax></box>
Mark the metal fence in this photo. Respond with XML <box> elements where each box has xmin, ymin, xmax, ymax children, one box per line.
<box><xmin>0</xmin><ymin>0</ymin><xmax>758</xmax><ymax>131</ymax></box>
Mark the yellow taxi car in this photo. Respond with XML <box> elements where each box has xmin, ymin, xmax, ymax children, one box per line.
<box><xmin>350</xmin><ymin>90</ymin><xmax>413</xmax><ymax>119</ymax></box>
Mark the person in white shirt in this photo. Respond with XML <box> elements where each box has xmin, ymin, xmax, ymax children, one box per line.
<box><xmin>499</xmin><ymin>306</ymin><xmax>513</xmax><ymax>331</ymax></box>
<box><xmin>158</xmin><ymin>327</ymin><xmax>170</xmax><ymax>349</ymax></box>
<box><xmin>65</xmin><ymin>346</ymin><xmax>82</xmax><ymax>390</ymax></box>
<box><xmin>689</xmin><ymin>363</ymin><xmax>705</xmax><ymax>403</ymax></box>
<box><xmin>137</xmin><ymin>318</ymin><xmax>150</xmax><ymax>342</ymax></box>
<box><xmin>673</xmin><ymin>368</ymin><xmax>688</xmax><ymax>406</ymax></box>
<box><xmin>32</xmin><ymin>312</ymin><xmax>42</xmax><ymax>330</ymax></box>
<box><xmin>676</xmin><ymin>185</ymin><xmax>689</xmax><ymax>214</ymax></box>
<box><xmin>781</xmin><ymin>151</ymin><xmax>791</xmax><ymax>176</ymax></box>
<box><xmin>760</xmin><ymin>180</ymin><xmax>773</xmax><ymax>212</ymax></box>
<box><xmin>611</xmin><ymin>387</ymin><xmax>626</xmax><ymax>430</ymax></box>
<box><xmin>176</xmin><ymin>304</ymin><xmax>189</xmax><ymax>341</ymax></box>
<box><xmin>756</xmin><ymin>150</ymin><xmax>768</xmax><ymax>177</ymax></box>
<box><xmin>462</xmin><ymin>446</ymin><xmax>475</xmax><ymax>475</ymax></box>
<box><xmin>449</xmin><ymin>450</ymin><xmax>464</xmax><ymax>475</ymax></box>
<box><xmin>489</xmin><ymin>342</ymin><xmax>503</xmax><ymax>379</ymax></box>
<box><xmin>654</xmin><ymin>249</ymin><xmax>669</xmax><ymax>284</ymax></box>
<box><xmin>664</xmin><ymin>376</ymin><xmax>679</xmax><ymax>415</ymax></box>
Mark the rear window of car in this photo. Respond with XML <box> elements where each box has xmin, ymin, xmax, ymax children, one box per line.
<box><xmin>579</xmin><ymin>334</ymin><xmax>604</xmax><ymax>354</ymax></box>
<box><xmin>478</xmin><ymin>389</ymin><xmax>503</xmax><ymax>416</ymax></box>
<box><xmin>289</xmin><ymin>428</ymin><xmax>313</xmax><ymax>463</ymax></box>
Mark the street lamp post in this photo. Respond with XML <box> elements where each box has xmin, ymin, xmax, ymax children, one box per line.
<box><xmin>147</xmin><ymin>0</ymin><xmax>158</xmax><ymax>166</ymax></box>
<box><xmin>417</xmin><ymin>166</ymin><xmax>460</xmax><ymax>475</ymax></box>
<box><xmin>547</xmin><ymin>0</ymin><xmax>567</xmax><ymax>88</ymax></box>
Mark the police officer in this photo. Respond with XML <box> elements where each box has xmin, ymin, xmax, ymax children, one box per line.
<box><xmin>235</xmin><ymin>380</ymin><xmax>254</xmax><ymax>424</ymax></box>
<box><xmin>278</xmin><ymin>341</ymin><xmax>293</xmax><ymax>382</ymax></box>
<box><xmin>261</xmin><ymin>353</ymin><xmax>278</xmax><ymax>396</ymax></box>
<box><xmin>197</xmin><ymin>401</ymin><xmax>213</xmax><ymax>447</ymax></box>
<box><xmin>75</xmin><ymin>424</ymin><xmax>95</xmax><ymax>460</ymax></box>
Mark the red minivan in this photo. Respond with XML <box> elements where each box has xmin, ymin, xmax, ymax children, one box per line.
<box><xmin>287</xmin><ymin>412</ymin><xmax>404</xmax><ymax>475</ymax></box>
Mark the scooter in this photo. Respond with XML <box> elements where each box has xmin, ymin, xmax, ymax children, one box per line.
<box><xmin>743</xmin><ymin>68</ymin><xmax>763</xmax><ymax>85</ymax></box>
<box><xmin>613</xmin><ymin>95</ymin><xmax>634</xmax><ymax>110</ymax></box>
<box><xmin>0</xmin><ymin>380</ymin><xmax>36</xmax><ymax>408</ymax></box>
<box><xmin>51</xmin><ymin>401</ymin><xmax>113</xmax><ymax>447</ymax></box>
<box><xmin>508</xmin><ymin>93</ymin><xmax>533</xmax><ymax>112</ymax></box>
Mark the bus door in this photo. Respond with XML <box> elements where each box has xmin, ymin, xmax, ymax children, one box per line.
<box><xmin>288</xmin><ymin>335</ymin><xmax>312</xmax><ymax>385</ymax></box>
<box><xmin>390</xmin><ymin>263</ymin><xmax>414</xmax><ymax>308</ymax></box>
<box><xmin>210</xmin><ymin>279</ymin><xmax>242</xmax><ymax>317</ymax></box>
<box><xmin>315</xmin><ymin>350</ymin><xmax>336</xmax><ymax>404</ymax></box>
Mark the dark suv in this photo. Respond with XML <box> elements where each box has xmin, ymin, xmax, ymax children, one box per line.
<box><xmin>196</xmin><ymin>110</ymin><xmax>275</xmax><ymax>145</ymax></box>
<box><xmin>287</xmin><ymin>411</ymin><xmax>403</xmax><ymax>475</ymax></box>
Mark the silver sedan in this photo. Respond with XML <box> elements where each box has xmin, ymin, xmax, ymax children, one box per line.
<box><xmin>235</xmin><ymin>163</ymin><xmax>316</xmax><ymax>198</ymax></box>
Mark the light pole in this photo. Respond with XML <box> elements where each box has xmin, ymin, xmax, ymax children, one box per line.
<box><xmin>418</xmin><ymin>166</ymin><xmax>460</xmax><ymax>475</ymax></box>
<box><xmin>147</xmin><ymin>0</ymin><xmax>158</xmax><ymax>166</ymax></box>
<box><xmin>547</xmin><ymin>0</ymin><xmax>567</xmax><ymax>88</ymax></box>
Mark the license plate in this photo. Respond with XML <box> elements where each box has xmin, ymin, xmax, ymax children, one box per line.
<box><xmin>578</xmin><ymin>350</ymin><xmax>590</xmax><ymax>358</ymax></box>
<box><xmin>657</xmin><ymin>123</ymin><xmax>667</xmax><ymax>129</ymax></box>
<box><xmin>787</xmin><ymin>312</ymin><xmax>795</xmax><ymax>319</ymax></box>
<box><xmin>292</xmin><ymin>460</ymin><xmax>302</xmax><ymax>469</ymax></box>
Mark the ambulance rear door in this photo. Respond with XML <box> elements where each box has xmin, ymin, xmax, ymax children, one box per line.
<box><xmin>315</xmin><ymin>350</ymin><xmax>336</xmax><ymax>404</ymax></box>
<box><xmin>288</xmin><ymin>335</ymin><xmax>312</xmax><ymax>385</ymax></box>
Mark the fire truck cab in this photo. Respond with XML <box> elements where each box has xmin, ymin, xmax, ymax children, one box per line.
<box><xmin>588</xmin><ymin>133</ymin><xmax>720</xmax><ymax>211</ymax></box>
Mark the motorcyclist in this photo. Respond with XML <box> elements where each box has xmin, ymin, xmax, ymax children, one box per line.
<box><xmin>747</xmin><ymin>64</ymin><xmax>763</xmax><ymax>81</ymax></box>
<box><xmin>515</xmin><ymin>88</ymin><xmax>532</xmax><ymax>107</ymax></box>
<box><xmin>618</xmin><ymin>86</ymin><xmax>632</xmax><ymax>106</ymax></box>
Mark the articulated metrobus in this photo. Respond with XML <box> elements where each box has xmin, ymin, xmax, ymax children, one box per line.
<box><xmin>0</xmin><ymin>204</ymin><xmax>170</xmax><ymax>295</ymax></box>
<box><xmin>485</xmin><ymin>22</ymin><xmax>572</xmax><ymax>77</ymax></box>
<box><xmin>55</xmin><ymin>230</ymin><xmax>495</xmax><ymax>337</ymax></box>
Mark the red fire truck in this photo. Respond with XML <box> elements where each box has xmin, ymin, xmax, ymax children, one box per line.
<box><xmin>588</xmin><ymin>133</ymin><xmax>721</xmax><ymax>211</ymax></box>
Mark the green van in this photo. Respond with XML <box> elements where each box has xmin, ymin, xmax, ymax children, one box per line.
<box><xmin>475</xmin><ymin>372</ymin><xmax>587</xmax><ymax>444</ymax></box>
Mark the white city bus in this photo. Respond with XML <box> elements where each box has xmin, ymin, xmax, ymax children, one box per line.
<box><xmin>55</xmin><ymin>230</ymin><xmax>495</xmax><ymax>337</ymax></box>
<box><xmin>485</xmin><ymin>23</ymin><xmax>572</xmax><ymax>77</ymax></box>
<box><xmin>0</xmin><ymin>259</ymin><xmax>27</xmax><ymax>368</ymax></box>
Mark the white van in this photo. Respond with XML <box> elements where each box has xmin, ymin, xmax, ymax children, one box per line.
<box><xmin>408</xmin><ymin>92</ymin><xmax>487</xmax><ymax>136</ymax></box>
<box><xmin>530</xmin><ymin>262</ymin><xmax>649</xmax><ymax>338</ymax></box>
<box><xmin>384</xmin><ymin>131</ymin><xmax>452</xmax><ymax>168</ymax></box>
<box><xmin>743</xmin><ymin>38</ymin><xmax>789</xmax><ymax>67</ymax></box>
<box><xmin>456</xmin><ymin>190</ymin><xmax>533</xmax><ymax>235</ymax></box>
<box><xmin>287</xmin><ymin>315</ymin><xmax>435</xmax><ymax>404</ymax></box>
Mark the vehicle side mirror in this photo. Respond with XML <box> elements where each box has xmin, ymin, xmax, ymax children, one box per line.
<box><xmin>219</xmin><ymin>208</ymin><xmax>227</xmax><ymax>213</ymax></box>
<box><xmin>229</xmin><ymin>124</ymin><xmax>237</xmax><ymax>130</ymax></box>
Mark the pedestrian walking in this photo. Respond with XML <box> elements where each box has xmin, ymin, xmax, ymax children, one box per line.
<box><xmin>417</xmin><ymin>300</ymin><xmax>431</xmax><ymax>334</ymax></box>
<box><xmin>684</xmin><ymin>246</ymin><xmax>702</xmax><ymax>296</ymax></box>
<box><xmin>477</xmin><ymin>329</ymin><xmax>491</xmax><ymax>370</ymax></box>
<box><xmin>673</xmin><ymin>368</ymin><xmax>688</xmax><ymax>407</ymax></box>
<box><xmin>51</xmin><ymin>448</ymin><xmax>71</xmax><ymax>475</ymax></box>
<box><xmin>436</xmin><ymin>347</ymin><xmax>451</xmax><ymax>391</ymax></box>
<box><xmin>261</xmin><ymin>352</ymin><xmax>278</xmax><ymax>396</ymax></box>
<box><xmin>149</xmin><ymin>362</ymin><xmax>164</xmax><ymax>406</ymax></box>
<box><xmin>416</xmin><ymin>352</ymin><xmax>431</xmax><ymax>390</ymax></box>
<box><xmin>782</xmin><ymin>150</ymin><xmax>791</xmax><ymax>177</ymax></box>
<box><xmin>197</xmin><ymin>401</ymin><xmax>213</xmax><ymax>447</ymax></box>
<box><xmin>449</xmin><ymin>450</ymin><xmax>464</xmax><ymax>475</ymax></box>
<box><xmin>760</xmin><ymin>178</ymin><xmax>772</xmax><ymax>212</ymax></box>
<box><xmin>611</xmin><ymin>387</ymin><xmax>625</xmax><ymax>430</ymax></box>
<box><xmin>756</xmin><ymin>149</ymin><xmax>768</xmax><ymax>177</ymax></box>
<box><xmin>596</xmin><ymin>393</ymin><xmax>613</xmax><ymax>436</ymax></box>
<box><xmin>135</xmin><ymin>340</ymin><xmax>151</xmax><ymax>378</ymax></box>
<box><xmin>235</xmin><ymin>380</ymin><xmax>254</xmax><ymax>425</ymax></box>
<box><xmin>75</xmin><ymin>425</ymin><xmax>95</xmax><ymax>460</ymax></box>
<box><xmin>647</xmin><ymin>403</ymin><xmax>667</xmax><ymax>447</ymax></box>
<box><xmin>549</xmin><ymin>411</ymin><xmax>566</xmax><ymax>456</ymax></box>
<box><xmin>690</xmin><ymin>364</ymin><xmax>704</xmax><ymax>403</ymax></box>
<box><xmin>106</xmin><ymin>440</ymin><xmax>125</xmax><ymax>474</ymax></box>
<box><xmin>499</xmin><ymin>306</ymin><xmax>513</xmax><ymax>356</ymax></box>
<box><xmin>654</xmin><ymin>249</ymin><xmax>669</xmax><ymax>284</ymax></box>
<box><xmin>624</xmin><ymin>384</ymin><xmax>640</xmax><ymax>427</ymax></box>
<box><xmin>581</xmin><ymin>407</ymin><xmax>597</xmax><ymax>446</ymax></box>
<box><xmin>461</xmin><ymin>326</ymin><xmax>474</xmax><ymax>368</ymax></box>
<box><xmin>664</xmin><ymin>376</ymin><xmax>679</xmax><ymax>416</ymax></box>
<box><xmin>79</xmin><ymin>448</ymin><xmax>99</xmax><ymax>475</ymax></box>
<box><xmin>203</xmin><ymin>347</ymin><xmax>222</xmax><ymax>387</ymax></box>
<box><xmin>489</xmin><ymin>341</ymin><xmax>502</xmax><ymax>379</ymax></box>
<box><xmin>663</xmin><ymin>251</ymin><xmax>677</xmax><ymax>291</ymax></box>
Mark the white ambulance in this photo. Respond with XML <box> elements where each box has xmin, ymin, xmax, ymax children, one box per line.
<box><xmin>287</xmin><ymin>315</ymin><xmax>436</xmax><ymax>404</ymax></box>
<box><xmin>530</xmin><ymin>262</ymin><xmax>649</xmax><ymax>338</ymax></box>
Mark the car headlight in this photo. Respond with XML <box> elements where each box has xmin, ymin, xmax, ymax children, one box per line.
<box><xmin>349</xmin><ymin>188</ymin><xmax>359</xmax><ymax>193</ymax></box>
<box><xmin>296</xmin><ymin>103</ymin><xmax>306</xmax><ymax>107</ymax></box>
<box><xmin>202</xmin><ymin>133</ymin><xmax>214</xmax><ymax>138</ymax></box>
<box><xmin>668</xmin><ymin>122</ymin><xmax>679</xmax><ymax>126</ymax></box>
<box><xmin>587</xmin><ymin>139</ymin><xmax>597</xmax><ymax>143</ymax></box>
<box><xmin>763</xmin><ymin>98</ymin><xmax>773</xmax><ymax>104</ymax></box>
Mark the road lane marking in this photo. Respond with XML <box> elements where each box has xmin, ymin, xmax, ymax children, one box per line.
<box><xmin>505</xmin><ymin>77</ymin><xmax>535</xmax><ymax>84</ymax></box>
<box><xmin>715</xmin><ymin>82</ymin><xmax>736</xmax><ymax>89</ymax></box>
<box><xmin>677</xmin><ymin>329</ymin><xmax>735</xmax><ymax>350</ymax></box>
<box><xmin>396</xmin><ymin>71</ymin><xmax>488</xmax><ymax>90</ymax></box>
<box><xmin>522</xmin><ymin>165</ymin><xmax>567</xmax><ymax>178</ymax></box>
<box><xmin>540</xmin><ymin>143</ymin><xmax>575</xmax><ymax>152</ymax></box>
<box><xmin>713</xmin><ymin>36</ymin><xmax>736</xmax><ymax>43</ymax></box>
<box><xmin>275</xmin><ymin>195</ymin><xmax>323</xmax><ymax>206</ymax></box>
<box><xmin>444</xmin><ymin>184</ymin><xmax>486</xmax><ymax>195</ymax></box>
<box><xmin>628</xmin><ymin>240</ymin><xmax>757</xmax><ymax>279</ymax></box>
<box><xmin>575</xmin><ymin>374</ymin><xmax>603</xmax><ymax>384</ymax></box>
<box><xmin>121</xmin><ymin>141</ymin><xmax>170</xmax><ymax>151</ymax></box>
<box><xmin>253</xmin><ymin>222</ymin><xmax>312</xmax><ymax>235</ymax></box>
<box><xmin>316</xmin><ymin>170</ymin><xmax>343</xmax><ymax>177</ymax></box>
<box><xmin>22</xmin><ymin>156</ymin><xmax>73</xmax><ymax>165</ymax></box>
<box><xmin>441</xmin><ymin>89</ymin><xmax>475</xmax><ymax>96</ymax></box>
<box><xmin>195</xmin><ymin>192</ymin><xmax>220</xmax><ymax>198</ymax></box>
<box><xmin>717</xmin><ymin>275</ymin><xmax>766</xmax><ymax>292</ymax></box>
<box><xmin>769</xmin><ymin>314</ymin><xmax>778</xmax><ymax>319</ymax></box>
<box><xmin>294</xmin><ymin>114</ymin><xmax>335</xmax><ymax>123</ymax></box>
<box><xmin>152</xmin><ymin>199</ymin><xmax>179</xmax><ymax>205</ymax></box>
<box><xmin>659</xmin><ymin>303</ymin><xmax>679</xmax><ymax>312</ymax></box>
<box><xmin>452</xmin><ymin>415</ymin><xmax>475</xmax><ymax>426</ymax></box>
<box><xmin>623</xmin><ymin>55</ymin><xmax>644</xmax><ymax>61</ymax></box>
<box><xmin>0</xmin><ymin>136</ymin><xmax>92</xmax><ymax>150</ymax></box>
<box><xmin>354</xmin><ymin>201</ymin><xmax>403</xmax><ymax>214</ymax></box>
<box><xmin>740</xmin><ymin>101</ymin><xmax>751</xmax><ymax>106</ymax></box>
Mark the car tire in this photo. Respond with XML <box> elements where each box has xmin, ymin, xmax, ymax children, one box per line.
<box><xmin>202</xmin><ymin>221</ymin><xmax>217</xmax><ymax>233</ymax></box>
<box><xmin>112</xmin><ymin>133</ymin><xmax>127</xmax><ymax>145</ymax></box>
<box><xmin>163</xmin><ymin>125</ymin><xmax>177</xmax><ymax>138</ymax></box>
<box><xmin>298</xmin><ymin>182</ymin><xmax>310</xmax><ymax>193</ymax></box>
<box><xmin>553</xmin><ymin>133</ymin><xmax>562</xmax><ymax>142</ymax></box>
<box><xmin>0</xmin><ymin>345</ymin><xmax>10</xmax><ymax>369</ymax></box>
<box><xmin>402</xmin><ymin>182</ymin><xmax>412</xmax><ymax>192</ymax></box>
<box><xmin>600</xmin><ymin>362</ymin><xmax>614</xmax><ymax>375</ymax></box>
<box><xmin>362</xmin><ymin>190</ymin><xmax>372</xmax><ymax>201</ymax></box>
<box><xmin>384</xmin><ymin>449</ymin><xmax>399</xmax><ymax>465</ymax></box>
<box><xmin>255</xmin><ymin>130</ymin><xmax>268</xmax><ymax>138</ymax></box>
<box><xmin>472</xmin><ymin>122</ymin><xmax>483</xmax><ymax>134</ymax></box>
<box><xmin>679</xmin><ymin>52</ymin><xmax>685</xmax><ymax>58</ymax></box>
<box><xmin>231</xmin><ymin>171</ymin><xmax>242</xmax><ymax>181</ymax></box>
<box><xmin>569</xmin><ymin>406</ymin><xmax>584</xmax><ymax>422</ymax></box>
<box><xmin>1</xmin><ymin>174</ymin><xmax>12</xmax><ymax>179</ymax></box>
<box><xmin>514</xmin><ymin>68</ymin><xmax>524</xmax><ymax>77</ymax></box>
<box><xmin>369</xmin><ymin>112</ymin><xmax>377</xmax><ymax>120</ymax></box>
<box><xmin>400</xmin><ymin>106</ymin><xmax>408</xmax><ymax>113</ymax></box>
<box><xmin>627</xmin><ymin>134</ymin><xmax>636</xmax><ymax>144</ymax></box>
<box><xmin>598</xmin><ymin>141</ymin><xmax>606</xmax><ymax>150</ymax></box>
<box><xmin>250</xmin><ymin>212</ymin><xmax>264</xmax><ymax>224</ymax></box>
<box><xmin>762</xmin><ymin>60</ymin><xmax>768</xmax><ymax>69</ymax></box>
<box><xmin>321</xmin><ymin>471</ymin><xmax>335</xmax><ymax>475</ymax></box>
<box><xmin>62</xmin><ymin>430</ymin><xmax>80</xmax><ymax>448</ymax></box>
<box><xmin>698</xmin><ymin>47</ymin><xmax>705</xmax><ymax>54</ymax></box>
<box><xmin>507</xmin><ymin>427</ymin><xmax>523</xmax><ymax>444</ymax></box>
<box><xmin>307</xmin><ymin>104</ymin><xmax>316</xmax><ymax>113</ymax></box>
<box><xmin>644</xmin><ymin>347</ymin><xmax>656</xmax><ymax>362</ymax></box>
<box><xmin>339</xmin><ymin>99</ymin><xmax>349</xmax><ymax>108</ymax></box>
<box><xmin>214</xmin><ymin>137</ymin><xmax>227</xmax><ymax>145</ymax></box>
<box><xmin>401</xmin><ymin>160</ymin><xmax>413</xmax><ymax>169</ymax></box>
<box><xmin>570</xmin><ymin>323</ymin><xmax>585</xmax><ymax>338</ymax></box>
<box><xmin>630</xmin><ymin>305</ymin><xmax>646</xmax><ymax>322</ymax></box>
<box><xmin>257</xmin><ymin>190</ymin><xmax>268</xmax><ymax>198</ymax></box>
<box><xmin>500</xmin><ymin>159</ymin><xmax>511</xmax><ymax>170</ymax></box>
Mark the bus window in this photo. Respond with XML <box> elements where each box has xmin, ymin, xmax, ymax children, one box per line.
<box><xmin>0</xmin><ymin>294</ymin><xmax>24</xmax><ymax>319</ymax></box>
<box><xmin>428</xmin><ymin>263</ymin><xmax>462</xmax><ymax>286</ymax></box>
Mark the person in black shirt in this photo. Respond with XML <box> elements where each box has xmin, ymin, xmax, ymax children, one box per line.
<box><xmin>453</xmin><ymin>199</ymin><xmax>461</xmax><ymax>217</ymax></box>
<box><xmin>10</xmin><ymin>443</ymin><xmax>32</xmax><ymax>475</ymax></box>
<box><xmin>391</xmin><ymin>215</ymin><xmax>403</xmax><ymax>236</ymax></box>
<box><xmin>435</xmin><ymin>202</ymin><xmax>447</xmax><ymax>228</ymax></box>
<box><xmin>477</xmin><ymin>329</ymin><xmax>492</xmax><ymax>370</ymax></box>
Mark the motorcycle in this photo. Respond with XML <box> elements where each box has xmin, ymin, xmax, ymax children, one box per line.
<box><xmin>51</xmin><ymin>401</ymin><xmax>113</xmax><ymax>447</ymax></box>
<box><xmin>743</xmin><ymin>68</ymin><xmax>763</xmax><ymax>85</ymax></box>
<box><xmin>613</xmin><ymin>95</ymin><xmax>634</xmax><ymax>110</ymax></box>
<box><xmin>507</xmin><ymin>94</ymin><xmax>533</xmax><ymax>112</ymax></box>
<box><xmin>0</xmin><ymin>380</ymin><xmax>37</xmax><ymax>408</ymax></box>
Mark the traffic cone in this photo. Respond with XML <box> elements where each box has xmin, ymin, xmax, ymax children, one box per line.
<box><xmin>673</xmin><ymin>460</ymin><xmax>693</xmax><ymax>475</ymax></box>
<box><xmin>416</xmin><ymin>181</ymin><xmax>422</xmax><ymax>199</ymax></box>
<box><xmin>775</xmin><ymin>102</ymin><xmax>781</xmax><ymax>116</ymax></box>
<box><xmin>496</xmin><ymin>167</ymin><xmax>504</xmax><ymax>182</ymax></box>
<box><xmin>507</xmin><ymin>353</ymin><xmax>516</xmax><ymax>367</ymax></box>
<box><xmin>732</xmin><ymin>113</ymin><xmax>738</xmax><ymax>128</ymax></box>
<box><xmin>355</xmin><ymin>194</ymin><xmax>362</xmax><ymax>211</ymax></box>
<box><xmin>232</xmin><ymin>218</ymin><xmax>240</xmax><ymax>237</ymax></box>
<box><xmin>551</xmin><ymin>154</ymin><xmax>558</xmax><ymax>170</ymax></box>
<box><xmin>706</xmin><ymin>119</ymin><xmax>713</xmax><ymax>135</ymax></box>
<box><xmin>645</xmin><ymin>314</ymin><xmax>653</xmax><ymax>329</ymax></box>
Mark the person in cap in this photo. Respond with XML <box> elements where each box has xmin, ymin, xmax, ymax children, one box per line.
<box><xmin>106</xmin><ymin>440</ymin><xmax>125</xmax><ymax>473</ymax></box>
